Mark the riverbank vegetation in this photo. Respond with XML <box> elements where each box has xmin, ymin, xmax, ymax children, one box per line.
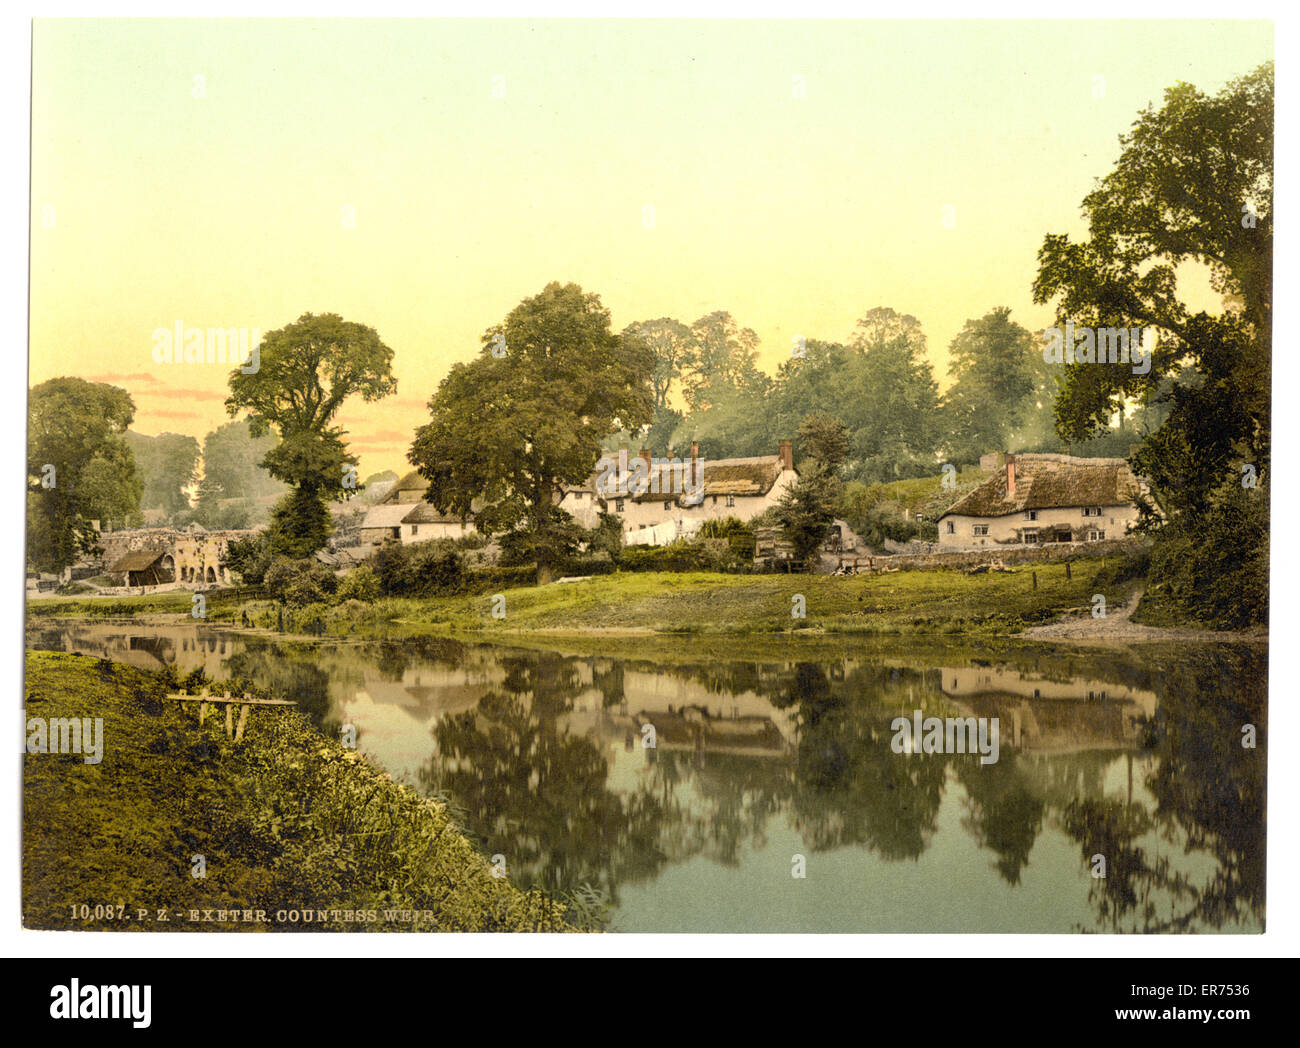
<box><xmin>23</xmin><ymin>650</ymin><xmax>580</xmax><ymax>932</ymax></box>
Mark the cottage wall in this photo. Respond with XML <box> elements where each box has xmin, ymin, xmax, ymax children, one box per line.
<box><xmin>937</xmin><ymin>503</ymin><xmax>1139</xmax><ymax>549</ymax></box>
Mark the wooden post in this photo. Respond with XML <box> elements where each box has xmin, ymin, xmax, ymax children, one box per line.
<box><xmin>225</xmin><ymin>703</ymin><xmax>234</xmax><ymax>737</ymax></box>
<box><xmin>1032</xmin><ymin>571</ymin><xmax>1038</xmax><ymax>590</ymax></box>
<box><xmin>234</xmin><ymin>703</ymin><xmax>250</xmax><ymax>743</ymax></box>
<box><xmin>1065</xmin><ymin>561</ymin><xmax>1072</xmax><ymax>580</ymax></box>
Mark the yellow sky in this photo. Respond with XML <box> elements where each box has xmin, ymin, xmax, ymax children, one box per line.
<box><xmin>30</xmin><ymin>18</ymin><xmax>1272</xmax><ymax>477</ymax></box>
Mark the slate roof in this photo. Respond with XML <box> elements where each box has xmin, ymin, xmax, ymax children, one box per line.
<box><xmin>939</xmin><ymin>455</ymin><xmax>1142</xmax><ymax>520</ymax></box>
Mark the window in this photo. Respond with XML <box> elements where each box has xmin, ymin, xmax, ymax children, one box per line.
<box><xmin>945</xmin><ymin>521</ymin><xmax>955</xmax><ymax>535</ymax></box>
<box><xmin>973</xmin><ymin>525</ymin><xmax>989</xmax><ymax>536</ymax></box>
<box><xmin>615</xmin><ymin>498</ymin><xmax>625</xmax><ymax>512</ymax></box>
<box><xmin>411</xmin><ymin>525</ymin><xmax>419</xmax><ymax>536</ymax></box>
<box><xmin>1023</xmin><ymin>531</ymin><xmax>1039</xmax><ymax>544</ymax></box>
<box><xmin>726</xmin><ymin>495</ymin><xmax>736</xmax><ymax>508</ymax></box>
<box><xmin>1023</xmin><ymin>510</ymin><xmax>1038</xmax><ymax>521</ymax></box>
<box><xmin>1086</xmin><ymin>529</ymin><xmax>1105</xmax><ymax>542</ymax></box>
<box><xmin>1083</xmin><ymin>506</ymin><xmax>1102</xmax><ymax>517</ymax></box>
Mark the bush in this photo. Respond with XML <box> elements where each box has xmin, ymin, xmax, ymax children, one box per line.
<box><xmin>264</xmin><ymin>557</ymin><xmax>339</xmax><ymax>607</ymax></box>
<box><xmin>371</xmin><ymin>539</ymin><xmax>465</xmax><ymax>598</ymax></box>
<box><xmin>335</xmin><ymin>564</ymin><xmax>381</xmax><ymax>602</ymax></box>
<box><xmin>619</xmin><ymin>538</ymin><xmax>747</xmax><ymax>573</ymax></box>
<box><xmin>1141</xmin><ymin>481</ymin><xmax>1268</xmax><ymax>629</ymax></box>
<box><xmin>696</xmin><ymin>517</ymin><xmax>755</xmax><ymax>560</ymax></box>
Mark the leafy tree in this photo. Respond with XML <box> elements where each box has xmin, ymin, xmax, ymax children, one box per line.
<box><xmin>796</xmin><ymin>412</ymin><xmax>850</xmax><ymax>472</ymax></box>
<box><xmin>27</xmin><ymin>378</ymin><xmax>142</xmax><ymax>571</ymax></box>
<box><xmin>1033</xmin><ymin>62</ymin><xmax>1271</xmax><ymax>625</ymax></box>
<box><xmin>845</xmin><ymin>308</ymin><xmax>941</xmax><ymax>481</ymax></box>
<box><xmin>682</xmin><ymin>310</ymin><xmax>768</xmax><ymax>411</ymax></box>
<box><xmin>199</xmin><ymin>420</ymin><xmax>285</xmax><ymax>502</ymax></box>
<box><xmin>409</xmin><ymin>282</ymin><xmax>653</xmax><ymax>583</ymax></box>
<box><xmin>940</xmin><ymin>307</ymin><xmax>1037</xmax><ymax>465</ymax></box>
<box><xmin>621</xmin><ymin>317</ymin><xmax>694</xmax><ymax>409</ymax></box>
<box><xmin>125</xmin><ymin>431</ymin><xmax>201</xmax><ymax>514</ymax></box>
<box><xmin>225</xmin><ymin>313</ymin><xmax>397</xmax><ymax>556</ymax></box>
<box><xmin>775</xmin><ymin>413</ymin><xmax>849</xmax><ymax>568</ymax></box>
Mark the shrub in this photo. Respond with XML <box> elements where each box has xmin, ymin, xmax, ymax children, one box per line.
<box><xmin>335</xmin><ymin>563</ymin><xmax>381</xmax><ymax>602</ymax></box>
<box><xmin>371</xmin><ymin>539</ymin><xmax>465</xmax><ymax>597</ymax></box>
<box><xmin>264</xmin><ymin>557</ymin><xmax>339</xmax><ymax>607</ymax></box>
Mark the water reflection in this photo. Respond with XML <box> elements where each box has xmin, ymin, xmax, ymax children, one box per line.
<box><xmin>28</xmin><ymin>621</ymin><xmax>1265</xmax><ymax>933</ymax></box>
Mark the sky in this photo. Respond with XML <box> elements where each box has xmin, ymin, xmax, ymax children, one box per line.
<box><xmin>29</xmin><ymin>18</ymin><xmax>1274</xmax><ymax>478</ymax></box>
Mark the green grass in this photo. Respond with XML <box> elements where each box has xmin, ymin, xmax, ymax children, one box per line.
<box><xmin>23</xmin><ymin>651</ymin><xmax>579</xmax><ymax>932</ymax></box>
<box><xmin>28</xmin><ymin>560</ymin><xmax>1140</xmax><ymax>639</ymax></box>
<box><xmin>386</xmin><ymin>561</ymin><xmax>1132</xmax><ymax>636</ymax></box>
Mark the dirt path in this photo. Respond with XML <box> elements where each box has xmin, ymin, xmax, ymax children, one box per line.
<box><xmin>1020</xmin><ymin>589</ymin><xmax>1266</xmax><ymax>644</ymax></box>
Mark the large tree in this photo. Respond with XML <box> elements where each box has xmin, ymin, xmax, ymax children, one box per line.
<box><xmin>1033</xmin><ymin>62</ymin><xmax>1271</xmax><ymax>627</ymax></box>
<box><xmin>845</xmin><ymin>307</ymin><xmax>941</xmax><ymax>481</ymax></box>
<box><xmin>621</xmin><ymin>317</ymin><xmax>694</xmax><ymax>410</ymax></box>
<box><xmin>27</xmin><ymin>378</ymin><xmax>142</xmax><ymax>571</ymax></box>
<box><xmin>682</xmin><ymin>310</ymin><xmax>768</xmax><ymax>411</ymax></box>
<box><xmin>409</xmin><ymin>282</ymin><xmax>653</xmax><ymax>582</ymax></box>
<box><xmin>225</xmin><ymin>312</ymin><xmax>397</xmax><ymax>556</ymax></box>
<box><xmin>125</xmin><ymin>430</ymin><xmax>201</xmax><ymax>515</ymax></box>
<box><xmin>940</xmin><ymin>307</ymin><xmax>1037</xmax><ymax>465</ymax></box>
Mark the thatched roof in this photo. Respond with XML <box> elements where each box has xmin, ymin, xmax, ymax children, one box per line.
<box><xmin>390</xmin><ymin>470</ymin><xmax>429</xmax><ymax>495</ymax></box>
<box><xmin>359</xmin><ymin>504</ymin><xmax>410</xmax><ymax>530</ymax></box>
<box><xmin>401</xmin><ymin>502</ymin><xmax>468</xmax><ymax>525</ymax></box>
<box><xmin>940</xmin><ymin>455</ymin><xmax>1142</xmax><ymax>519</ymax></box>
<box><xmin>614</xmin><ymin>455</ymin><xmax>787</xmax><ymax>502</ymax></box>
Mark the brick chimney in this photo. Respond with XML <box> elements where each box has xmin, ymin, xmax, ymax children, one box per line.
<box><xmin>778</xmin><ymin>439</ymin><xmax>794</xmax><ymax>471</ymax></box>
<box><xmin>1006</xmin><ymin>452</ymin><xmax>1016</xmax><ymax>496</ymax></box>
<box><xmin>690</xmin><ymin>441</ymin><xmax>700</xmax><ymax>488</ymax></box>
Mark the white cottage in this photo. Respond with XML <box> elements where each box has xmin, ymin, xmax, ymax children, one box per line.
<box><xmin>936</xmin><ymin>453</ymin><xmax>1143</xmax><ymax>550</ymax></box>
<box><xmin>358</xmin><ymin>471</ymin><xmax>476</xmax><ymax>548</ymax></box>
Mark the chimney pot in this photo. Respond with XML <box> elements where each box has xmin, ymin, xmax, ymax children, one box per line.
<box><xmin>1006</xmin><ymin>452</ymin><xmax>1017</xmax><ymax>496</ymax></box>
<box><xmin>778</xmin><ymin>439</ymin><xmax>794</xmax><ymax>471</ymax></box>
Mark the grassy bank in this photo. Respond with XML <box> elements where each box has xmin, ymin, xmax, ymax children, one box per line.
<box><xmin>27</xmin><ymin>560</ymin><xmax>1142</xmax><ymax>638</ymax></box>
<box><xmin>312</xmin><ymin>560</ymin><xmax>1131</xmax><ymax>636</ymax></box>
<box><xmin>23</xmin><ymin>651</ymin><xmax>579</xmax><ymax>932</ymax></box>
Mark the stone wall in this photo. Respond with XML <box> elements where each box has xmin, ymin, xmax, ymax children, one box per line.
<box><xmin>834</xmin><ymin>537</ymin><xmax>1141</xmax><ymax>573</ymax></box>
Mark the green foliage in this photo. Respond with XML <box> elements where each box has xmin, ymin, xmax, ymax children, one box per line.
<box><xmin>696</xmin><ymin>516</ymin><xmax>755</xmax><ymax>559</ymax></box>
<box><xmin>1034</xmin><ymin>62</ymin><xmax>1271</xmax><ymax>629</ymax></box>
<box><xmin>372</xmin><ymin>539</ymin><xmax>466</xmax><ymax>598</ymax></box>
<box><xmin>27</xmin><ymin>377</ymin><xmax>142</xmax><ymax>571</ymax></box>
<box><xmin>125</xmin><ymin>430</ymin><xmax>201</xmax><ymax>514</ymax></box>
<box><xmin>264</xmin><ymin>557</ymin><xmax>339</xmax><ymax>607</ymax></box>
<box><xmin>618</xmin><ymin>538</ymin><xmax>747</xmax><ymax>574</ymax></box>
<box><xmin>1138</xmin><ymin>480</ymin><xmax>1268</xmax><ymax>629</ymax></box>
<box><xmin>940</xmin><ymin>307</ymin><xmax>1038</xmax><ymax>465</ymax></box>
<box><xmin>23</xmin><ymin>652</ymin><xmax>575</xmax><ymax>932</ymax></box>
<box><xmin>336</xmin><ymin>564</ymin><xmax>381</xmax><ymax>602</ymax></box>
<box><xmin>226</xmin><ymin>312</ymin><xmax>397</xmax><ymax>557</ymax></box>
<box><xmin>268</xmin><ymin>486</ymin><xmax>333</xmax><ymax>558</ymax></box>
<box><xmin>409</xmin><ymin>282</ymin><xmax>654</xmax><ymax>578</ymax></box>
<box><xmin>226</xmin><ymin>533</ymin><xmax>273</xmax><ymax>585</ymax></box>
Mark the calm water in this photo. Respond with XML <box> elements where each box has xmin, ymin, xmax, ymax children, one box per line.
<box><xmin>27</xmin><ymin>621</ymin><xmax>1266</xmax><ymax>933</ymax></box>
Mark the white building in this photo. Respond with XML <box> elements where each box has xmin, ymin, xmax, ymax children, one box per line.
<box><xmin>358</xmin><ymin>471</ymin><xmax>476</xmax><ymax>548</ymax></box>
<box><xmin>936</xmin><ymin>453</ymin><xmax>1144</xmax><ymax>549</ymax></box>
<box><xmin>598</xmin><ymin>441</ymin><xmax>799</xmax><ymax>546</ymax></box>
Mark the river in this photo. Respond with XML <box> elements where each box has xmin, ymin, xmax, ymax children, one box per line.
<box><xmin>27</xmin><ymin>620</ymin><xmax>1266</xmax><ymax>933</ymax></box>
